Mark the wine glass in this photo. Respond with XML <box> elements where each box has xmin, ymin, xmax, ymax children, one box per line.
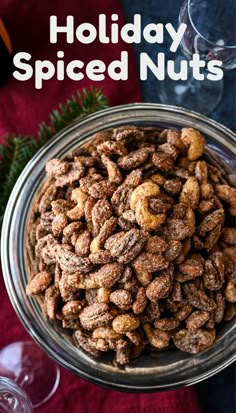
<box><xmin>0</xmin><ymin>341</ymin><xmax>60</xmax><ymax>408</ymax></box>
<box><xmin>159</xmin><ymin>0</ymin><xmax>236</xmax><ymax>114</ymax></box>
<box><xmin>0</xmin><ymin>377</ymin><xmax>32</xmax><ymax>413</ymax></box>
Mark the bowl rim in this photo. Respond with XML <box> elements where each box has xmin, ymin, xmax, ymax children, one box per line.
<box><xmin>1</xmin><ymin>103</ymin><xmax>236</xmax><ymax>392</ymax></box>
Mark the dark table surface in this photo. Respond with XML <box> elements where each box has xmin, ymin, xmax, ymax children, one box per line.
<box><xmin>121</xmin><ymin>1</ymin><xmax>235</xmax><ymax>413</ymax></box>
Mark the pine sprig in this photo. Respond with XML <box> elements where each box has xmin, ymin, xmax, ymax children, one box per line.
<box><xmin>0</xmin><ymin>87</ymin><xmax>109</xmax><ymax>221</ymax></box>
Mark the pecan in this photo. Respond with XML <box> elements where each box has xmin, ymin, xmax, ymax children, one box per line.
<box><xmin>198</xmin><ymin>209</ymin><xmax>225</xmax><ymax>236</ymax></box>
<box><xmin>117</xmin><ymin>148</ymin><xmax>150</xmax><ymax>170</ymax></box>
<box><xmin>173</xmin><ymin>328</ymin><xmax>215</xmax><ymax>354</ymax></box>
<box><xmin>79</xmin><ymin>303</ymin><xmax>113</xmax><ymax>330</ymax></box>
<box><xmin>39</xmin><ymin>185</ymin><xmax>58</xmax><ymax>213</ymax></box>
<box><xmin>164</xmin><ymin>178</ymin><xmax>182</xmax><ymax>195</ymax></box>
<box><xmin>88</xmin><ymin>180</ymin><xmax>117</xmax><ymax>199</ymax></box>
<box><xmin>159</xmin><ymin>143</ymin><xmax>179</xmax><ymax>160</ymax></box>
<box><xmin>57</xmin><ymin>248</ymin><xmax>93</xmax><ymax>273</ymax></box>
<box><xmin>146</xmin><ymin>273</ymin><xmax>172</xmax><ymax>301</ymax></box>
<box><xmin>113</xmin><ymin>126</ymin><xmax>144</xmax><ymax>142</ymax></box>
<box><xmin>145</xmin><ymin>236</ymin><xmax>167</xmax><ymax>254</ymax></box>
<box><xmin>123</xmin><ymin>169</ymin><xmax>143</xmax><ymax>186</ymax></box>
<box><xmin>165</xmin><ymin>240</ymin><xmax>183</xmax><ymax>261</ymax></box>
<box><xmin>46</xmin><ymin>159</ymin><xmax>69</xmax><ymax>177</ymax></box>
<box><xmin>152</xmin><ymin>152</ymin><xmax>174</xmax><ymax>172</ymax></box>
<box><xmin>55</xmin><ymin>161</ymin><xmax>85</xmax><ymax>187</ymax></box>
<box><xmin>154</xmin><ymin>317</ymin><xmax>180</xmax><ymax>331</ymax></box>
<box><xmin>111</xmin><ymin>184</ymin><xmax>133</xmax><ymax>215</ymax></box>
<box><xmin>167</xmin><ymin>129</ymin><xmax>186</xmax><ymax>154</ymax></box>
<box><xmin>105</xmin><ymin>229</ymin><xmax>147</xmax><ymax>264</ymax></box>
<box><xmin>74</xmin><ymin>330</ymin><xmax>101</xmax><ymax>358</ymax></box>
<box><xmin>204</xmin><ymin>252</ymin><xmax>225</xmax><ymax>290</ymax></box>
<box><xmin>221</xmin><ymin>228</ymin><xmax>236</xmax><ymax>246</ymax></box>
<box><xmin>179</xmin><ymin>257</ymin><xmax>204</xmax><ymax>279</ymax></box>
<box><xmin>184</xmin><ymin>284</ymin><xmax>216</xmax><ymax>311</ymax></box>
<box><xmin>97</xmin><ymin>140</ymin><xmax>128</xmax><ymax>156</ymax></box>
<box><xmin>186</xmin><ymin>310</ymin><xmax>210</xmax><ymax>330</ymax></box>
<box><xmin>91</xmin><ymin>199</ymin><xmax>112</xmax><ymax>236</ymax></box>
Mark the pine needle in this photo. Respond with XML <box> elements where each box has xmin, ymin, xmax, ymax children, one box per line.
<box><xmin>0</xmin><ymin>87</ymin><xmax>108</xmax><ymax>221</ymax></box>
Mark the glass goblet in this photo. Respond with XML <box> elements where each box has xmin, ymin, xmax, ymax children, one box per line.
<box><xmin>0</xmin><ymin>377</ymin><xmax>32</xmax><ymax>413</ymax></box>
<box><xmin>0</xmin><ymin>341</ymin><xmax>60</xmax><ymax>408</ymax></box>
<box><xmin>159</xmin><ymin>0</ymin><xmax>236</xmax><ymax>114</ymax></box>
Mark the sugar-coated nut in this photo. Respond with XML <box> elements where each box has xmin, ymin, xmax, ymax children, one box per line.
<box><xmin>132</xmin><ymin>287</ymin><xmax>147</xmax><ymax>314</ymax></box>
<box><xmin>26</xmin><ymin>272</ymin><xmax>52</xmax><ymax>295</ymax></box>
<box><xmin>26</xmin><ymin>124</ymin><xmax>236</xmax><ymax>365</ymax></box>
<box><xmin>79</xmin><ymin>303</ymin><xmax>113</xmax><ymax>330</ymax></box>
<box><xmin>146</xmin><ymin>274</ymin><xmax>172</xmax><ymax>301</ymax></box>
<box><xmin>130</xmin><ymin>182</ymin><xmax>166</xmax><ymax>230</ymax></box>
<box><xmin>224</xmin><ymin>281</ymin><xmax>236</xmax><ymax>303</ymax></box>
<box><xmin>46</xmin><ymin>159</ymin><xmax>69</xmax><ymax>177</ymax></box>
<box><xmin>181</xmin><ymin>128</ymin><xmax>205</xmax><ymax>161</ymax></box>
<box><xmin>143</xmin><ymin>324</ymin><xmax>170</xmax><ymax>349</ymax></box>
<box><xmin>179</xmin><ymin>177</ymin><xmax>200</xmax><ymax>209</ymax></box>
<box><xmin>67</xmin><ymin>188</ymin><xmax>88</xmax><ymax>220</ymax></box>
<box><xmin>62</xmin><ymin>300</ymin><xmax>83</xmax><ymax>319</ymax></box>
<box><xmin>92</xmin><ymin>327</ymin><xmax>121</xmax><ymax>340</ymax></box>
<box><xmin>110</xmin><ymin>289</ymin><xmax>133</xmax><ymax>310</ymax></box>
<box><xmin>112</xmin><ymin>314</ymin><xmax>140</xmax><ymax>334</ymax></box>
<box><xmin>221</xmin><ymin>228</ymin><xmax>236</xmax><ymax>246</ymax></box>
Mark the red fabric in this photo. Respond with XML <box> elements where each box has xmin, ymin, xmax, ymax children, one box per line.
<box><xmin>0</xmin><ymin>1</ymin><xmax>202</xmax><ymax>412</ymax></box>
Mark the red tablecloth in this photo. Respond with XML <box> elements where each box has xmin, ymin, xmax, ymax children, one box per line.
<box><xmin>0</xmin><ymin>1</ymin><xmax>202</xmax><ymax>412</ymax></box>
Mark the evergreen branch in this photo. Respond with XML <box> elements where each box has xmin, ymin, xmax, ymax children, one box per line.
<box><xmin>0</xmin><ymin>87</ymin><xmax>109</xmax><ymax>222</ymax></box>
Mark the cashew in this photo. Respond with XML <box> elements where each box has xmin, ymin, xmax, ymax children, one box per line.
<box><xmin>143</xmin><ymin>324</ymin><xmax>170</xmax><ymax>349</ymax></box>
<box><xmin>184</xmin><ymin>207</ymin><xmax>196</xmax><ymax>237</ymax></box>
<box><xmin>67</xmin><ymin>188</ymin><xmax>88</xmax><ymax>220</ymax></box>
<box><xmin>90</xmin><ymin>238</ymin><xmax>100</xmax><ymax>253</ymax></box>
<box><xmin>224</xmin><ymin>281</ymin><xmax>236</xmax><ymax>303</ymax></box>
<box><xmin>195</xmin><ymin>161</ymin><xmax>208</xmax><ymax>183</ymax></box>
<box><xmin>130</xmin><ymin>181</ymin><xmax>165</xmax><ymax>230</ymax></box>
<box><xmin>97</xmin><ymin>287</ymin><xmax>111</xmax><ymax>303</ymax></box>
<box><xmin>135</xmin><ymin>200</ymin><xmax>166</xmax><ymax>230</ymax></box>
<box><xmin>101</xmin><ymin>154</ymin><xmax>123</xmax><ymax>184</ymax></box>
<box><xmin>130</xmin><ymin>181</ymin><xmax>160</xmax><ymax>209</ymax></box>
<box><xmin>215</xmin><ymin>185</ymin><xmax>236</xmax><ymax>217</ymax></box>
<box><xmin>179</xmin><ymin>177</ymin><xmax>200</xmax><ymax>209</ymax></box>
<box><xmin>181</xmin><ymin>128</ymin><xmax>205</xmax><ymax>161</ymax></box>
<box><xmin>200</xmin><ymin>183</ymin><xmax>214</xmax><ymax>200</ymax></box>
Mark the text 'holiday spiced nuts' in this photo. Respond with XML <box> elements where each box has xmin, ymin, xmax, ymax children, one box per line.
<box><xmin>13</xmin><ymin>15</ymin><xmax>224</xmax><ymax>89</ymax></box>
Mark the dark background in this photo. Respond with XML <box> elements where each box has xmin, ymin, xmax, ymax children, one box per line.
<box><xmin>121</xmin><ymin>0</ymin><xmax>236</xmax><ymax>412</ymax></box>
<box><xmin>121</xmin><ymin>0</ymin><xmax>236</xmax><ymax>133</ymax></box>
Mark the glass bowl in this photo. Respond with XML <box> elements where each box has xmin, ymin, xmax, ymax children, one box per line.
<box><xmin>1</xmin><ymin>104</ymin><xmax>236</xmax><ymax>392</ymax></box>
